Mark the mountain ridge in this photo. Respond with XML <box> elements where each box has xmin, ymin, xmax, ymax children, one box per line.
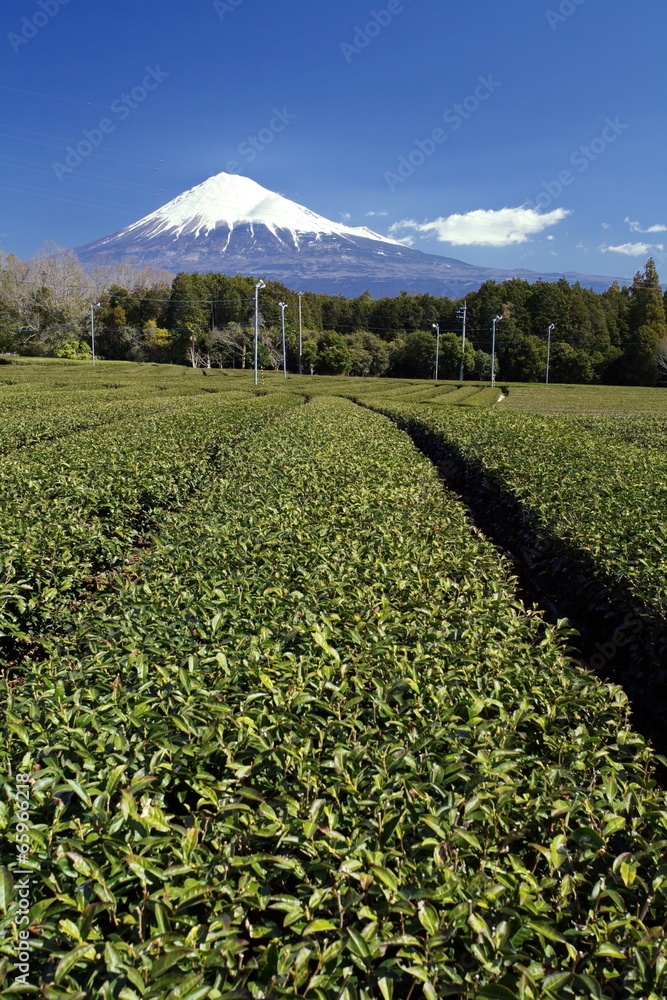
<box><xmin>75</xmin><ymin>172</ymin><xmax>630</xmax><ymax>298</ymax></box>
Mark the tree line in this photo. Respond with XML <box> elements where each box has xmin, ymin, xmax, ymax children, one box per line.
<box><xmin>1</xmin><ymin>245</ymin><xmax>666</xmax><ymax>384</ymax></box>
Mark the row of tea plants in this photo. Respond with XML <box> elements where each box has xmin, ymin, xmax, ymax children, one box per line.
<box><xmin>3</xmin><ymin>396</ymin><xmax>666</xmax><ymax>998</ymax></box>
<box><xmin>359</xmin><ymin>399</ymin><xmax>667</xmax><ymax>663</ymax></box>
<box><xmin>0</xmin><ymin>390</ymin><xmax>300</xmax><ymax>647</ymax></box>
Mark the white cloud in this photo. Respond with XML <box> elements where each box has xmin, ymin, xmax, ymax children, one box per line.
<box><xmin>601</xmin><ymin>222</ymin><xmax>611</xmax><ymax>229</ymax></box>
<box><xmin>365</xmin><ymin>210</ymin><xmax>388</xmax><ymax>217</ymax></box>
<box><xmin>389</xmin><ymin>206</ymin><xmax>570</xmax><ymax>247</ymax></box>
<box><xmin>576</xmin><ymin>242</ymin><xmax>589</xmax><ymax>252</ymax></box>
<box><xmin>625</xmin><ymin>217</ymin><xmax>667</xmax><ymax>234</ymax></box>
<box><xmin>600</xmin><ymin>241</ymin><xmax>665</xmax><ymax>257</ymax></box>
<box><xmin>547</xmin><ymin>235</ymin><xmax>555</xmax><ymax>241</ymax></box>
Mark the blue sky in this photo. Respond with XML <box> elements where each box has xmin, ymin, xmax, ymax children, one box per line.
<box><xmin>2</xmin><ymin>0</ymin><xmax>666</xmax><ymax>283</ymax></box>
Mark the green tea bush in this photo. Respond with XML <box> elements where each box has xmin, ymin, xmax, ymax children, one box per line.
<box><xmin>3</xmin><ymin>398</ymin><xmax>665</xmax><ymax>999</ymax></box>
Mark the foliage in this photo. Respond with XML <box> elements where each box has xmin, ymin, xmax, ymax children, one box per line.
<box><xmin>53</xmin><ymin>338</ymin><xmax>93</xmax><ymax>360</ymax></box>
<box><xmin>2</xmin><ymin>250</ymin><xmax>667</xmax><ymax>383</ymax></box>
<box><xmin>388</xmin><ymin>330</ymin><xmax>436</xmax><ymax>379</ymax></box>
<box><xmin>347</xmin><ymin>331</ymin><xmax>392</xmax><ymax>377</ymax></box>
<box><xmin>316</xmin><ymin>331</ymin><xmax>353</xmax><ymax>375</ymax></box>
<box><xmin>363</xmin><ymin>398</ymin><xmax>667</xmax><ymax>663</ymax></box>
<box><xmin>0</xmin><ymin>382</ymin><xmax>299</xmax><ymax>643</ymax></box>
<box><xmin>547</xmin><ymin>342</ymin><xmax>599</xmax><ymax>384</ymax></box>
<box><xmin>301</xmin><ymin>337</ymin><xmax>319</xmax><ymax>375</ymax></box>
<box><xmin>1</xmin><ymin>369</ymin><xmax>666</xmax><ymax>997</ymax></box>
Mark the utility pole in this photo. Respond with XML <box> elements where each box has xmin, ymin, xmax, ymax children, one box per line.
<box><xmin>279</xmin><ymin>301</ymin><xmax>288</xmax><ymax>378</ymax></box>
<box><xmin>254</xmin><ymin>279</ymin><xmax>266</xmax><ymax>386</ymax></box>
<box><xmin>546</xmin><ymin>323</ymin><xmax>555</xmax><ymax>384</ymax></box>
<box><xmin>491</xmin><ymin>316</ymin><xmax>502</xmax><ymax>387</ymax></box>
<box><xmin>432</xmin><ymin>323</ymin><xmax>440</xmax><ymax>382</ymax></box>
<box><xmin>298</xmin><ymin>292</ymin><xmax>304</xmax><ymax>375</ymax></box>
<box><xmin>90</xmin><ymin>302</ymin><xmax>100</xmax><ymax>365</ymax></box>
<box><xmin>456</xmin><ymin>301</ymin><xmax>467</xmax><ymax>380</ymax></box>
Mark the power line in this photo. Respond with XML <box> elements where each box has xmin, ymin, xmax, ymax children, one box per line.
<box><xmin>3</xmin><ymin>276</ymin><xmax>256</xmax><ymax>302</ymax></box>
<box><xmin>3</xmin><ymin>273</ymin><xmax>665</xmax><ymax>319</ymax></box>
<box><xmin>0</xmin><ymin>123</ymin><xmax>165</xmax><ymax>164</ymax></box>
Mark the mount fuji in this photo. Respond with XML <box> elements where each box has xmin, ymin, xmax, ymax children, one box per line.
<box><xmin>75</xmin><ymin>172</ymin><xmax>626</xmax><ymax>298</ymax></box>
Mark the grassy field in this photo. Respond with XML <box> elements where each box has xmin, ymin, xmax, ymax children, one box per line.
<box><xmin>1</xmin><ymin>360</ymin><xmax>667</xmax><ymax>1000</ymax></box>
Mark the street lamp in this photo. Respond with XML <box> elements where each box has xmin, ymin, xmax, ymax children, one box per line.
<box><xmin>491</xmin><ymin>315</ymin><xmax>502</xmax><ymax>387</ymax></box>
<box><xmin>279</xmin><ymin>301</ymin><xmax>288</xmax><ymax>379</ymax></box>
<box><xmin>456</xmin><ymin>301</ymin><xmax>467</xmax><ymax>380</ymax></box>
<box><xmin>253</xmin><ymin>279</ymin><xmax>266</xmax><ymax>386</ymax></box>
<box><xmin>432</xmin><ymin>323</ymin><xmax>440</xmax><ymax>382</ymax></box>
<box><xmin>546</xmin><ymin>323</ymin><xmax>555</xmax><ymax>384</ymax></box>
<box><xmin>90</xmin><ymin>301</ymin><xmax>100</xmax><ymax>365</ymax></box>
<box><xmin>297</xmin><ymin>291</ymin><xmax>304</xmax><ymax>375</ymax></box>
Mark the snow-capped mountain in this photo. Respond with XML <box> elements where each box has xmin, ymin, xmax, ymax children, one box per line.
<box><xmin>88</xmin><ymin>172</ymin><xmax>407</xmax><ymax>250</ymax></box>
<box><xmin>75</xmin><ymin>172</ymin><xmax>627</xmax><ymax>297</ymax></box>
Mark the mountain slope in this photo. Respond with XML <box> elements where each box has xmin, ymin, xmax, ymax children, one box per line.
<box><xmin>75</xmin><ymin>172</ymin><xmax>628</xmax><ymax>297</ymax></box>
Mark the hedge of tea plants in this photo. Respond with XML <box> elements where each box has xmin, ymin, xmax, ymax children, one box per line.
<box><xmin>551</xmin><ymin>414</ymin><xmax>667</xmax><ymax>451</ymax></box>
<box><xmin>361</xmin><ymin>399</ymin><xmax>667</xmax><ymax>663</ymax></box>
<box><xmin>0</xmin><ymin>390</ymin><xmax>300</xmax><ymax>647</ymax></box>
<box><xmin>0</xmin><ymin>367</ymin><xmax>257</xmax><ymax>455</ymax></box>
<box><xmin>2</xmin><ymin>396</ymin><xmax>666</xmax><ymax>999</ymax></box>
<box><xmin>0</xmin><ymin>393</ymin><xmax>215</xmax><ymax>456</ymax></box>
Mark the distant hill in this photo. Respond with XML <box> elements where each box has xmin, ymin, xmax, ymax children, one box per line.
<box><xmin>75</xmin><ymin>172</ymin><xmax>630</xmax><ymax>298</ymax></box>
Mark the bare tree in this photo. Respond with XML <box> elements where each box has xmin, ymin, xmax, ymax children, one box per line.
<box><xmin>203</xmin><ymin>323</ymin><xmax>258</xmax><ymax>369</ymax></box>
<box><xmin>30</xmin><ymin>242</ymin><xmax>90</xmax><ymax>319</ymax></box>
<box><xmin>89</xmin><ymin>255</ymin><xmax>174</xmax><ymax>297</ymax></box>
<box><xmin>0</xmin><ymin>244</ymin><xmax>179</xmax><ymax>355</ymax></box>
<box><xmin>657</xmin><ymin>338</ymin><xmax>667</xmax><ymax>383</ymax></box>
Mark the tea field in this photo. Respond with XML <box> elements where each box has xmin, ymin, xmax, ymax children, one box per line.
<box><xmin>362</xmin><ymin>399</ymin><xmax>667</xmax><ymax>679</ymax></box>
<box><xmin>1</xmin><ymin>362</ymin><xmax>667</xmax><ymax>1000</ymax></box>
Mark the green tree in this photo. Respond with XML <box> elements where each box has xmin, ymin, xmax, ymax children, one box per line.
<box><xmin>347</xmin><ymin>331</ymin><xmax>391</xmax><ymax>376</ymax></box>
<box><xmin>465</xmin><ymin>281</ymin><xmax>504</xmax><ymax>332</ymax></box>
<box><xmin>496</xmin><ymin>331</ymin><xmax>545</xmax><ymax>382</ymax></box>
<box><xmin>601</xmin><ymin>282</ymin><xmax>631</xmax><ymax>347</ymax></box>
<box><xmin>54</xmin><ymin>338</ymin><xmax>92</xmax><ymax>360</ymax></box>
<box><xmin>257</xmin><ymin>341</ymin><xmax>272</xmax><ymax>370</ymax></box>
<box><xmin>433</xmin><ymin>332</ymin><xmax>476</xmax><ymax>379</ymax></box>
<box><xmin>389</xmin><ymin>330</ymin><xmax>436</xmax><ymax>378</ymax></box>
<box><xmin>301</xmin><ymin>337</ymin><xmax>319</xmax><ymax>375</ymax></box>
<box><xmin>622</xmin><ymin>259</ymin><xmax>667</xmax><ymax>384</ymax></box>
<box><xmin>548</xmin><ymin>342</ymin><xmax>597</xmax><ymax>383</ymax></box>
<box><xmin>167</xmin><ymin>273</ymin><xmax>209</xmax><ymax>331</ymax></box>
<box><xmin>316</xmin><ymin>331</ymin><xmax>352</xmax><ymax>375</ymax></box>
<box><xmin>471</xmin><ymin>349</ymin><xmax>493</xmax><ymax>380</ymax></box>
<box><xmin>143</xmin><ymin>320</ymin><xmax>175</xmax><ymax>362</ymax></box>
<box><xmin>657</xmin><ymin>337</ymin><xmax>667</xmax><ymax>385</ymax></box>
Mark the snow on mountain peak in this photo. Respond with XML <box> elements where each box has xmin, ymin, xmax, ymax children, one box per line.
<box><xmin>124</xmin><ymin>172</ymin><xmax>403</xmax><ymax>247</ymax></box>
